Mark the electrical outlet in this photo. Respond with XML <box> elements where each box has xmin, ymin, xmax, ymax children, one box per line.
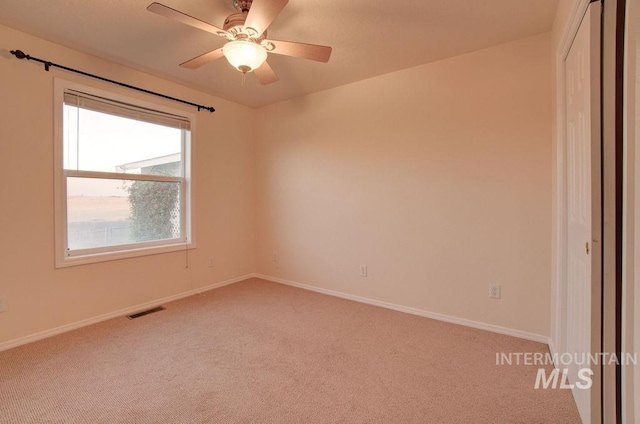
<box><xmin>489</xmin><ymin>284</ymin><xmax>501</xmax><ymax>299</ymax></box>
<box><xmin>208</xmin><ymin>257</ymin><xmax>215</xmax><ymax>267</ymax></box>
<box><xmin>0</xmin><ymin>297</ymin><xmax>5</xmax><ymax>313</ymax></box>
<box><xmin>360</xmin><ymin>265</ymin><xmax>368</xmax><ymax>278</ymax></box>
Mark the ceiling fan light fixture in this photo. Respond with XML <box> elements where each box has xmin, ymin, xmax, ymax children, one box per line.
<box><xmin>222</xmin><ymin>40</ymin><xmax>267</xmax><ymax>73</ymax></box>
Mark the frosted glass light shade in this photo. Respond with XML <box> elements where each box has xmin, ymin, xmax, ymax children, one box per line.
<box><xmin>222</xmin><ymin>41</ymin><xmax>268</xmax><ymax>73</ymax></box>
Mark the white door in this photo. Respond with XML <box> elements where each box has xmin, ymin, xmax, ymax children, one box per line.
<box><xmin>564</xmin><ymin>3</ymin><xmax>601</xmax><ymax>423</ymax></box>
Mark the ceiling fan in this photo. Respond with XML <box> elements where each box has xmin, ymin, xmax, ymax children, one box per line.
<box><xmin>147</xmin><ymin>0</ymin><xmax>332</xmax><ymax>84</ymax></box>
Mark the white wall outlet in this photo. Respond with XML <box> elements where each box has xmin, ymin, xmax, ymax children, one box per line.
<box><xmin>360</xmin><ymin>265</ymin><xmax>368</xmax><ymax>278</ymax></box>
<box><xmin>489</xmin><ymin>284</ymin><xmax>501</xmax><ymax>299</ymax></box>
<box><xmin>0</xmin><ymin>297</ymin><xmax>5</xmax><ymax>313</ymax></box>
<box><xmin>208</xmin><ymin>257</ymin><xmax>215</xmax><ymax>267</ymax></box>
<box><xmin>273</xmin><ymin>251</ymin><xmax>279</xmax><ymax>262</ymax></box>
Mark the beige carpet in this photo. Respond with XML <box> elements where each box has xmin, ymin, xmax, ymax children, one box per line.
<box><xmin>0</xmin><ymin>278</ymin><xmax>581</xmax><ymax>423</ymax></box>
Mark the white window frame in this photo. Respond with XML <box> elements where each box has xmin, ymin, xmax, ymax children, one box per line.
<box><xmin>54</xmin><ymin>78</ymin><xmax>196</xmax><ymax>268</ymax></box>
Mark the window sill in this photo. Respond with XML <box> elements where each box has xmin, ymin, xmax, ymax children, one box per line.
<box><xmin>55</xmin><ymin>242</ymin><xmax>196</xmax><ymax>268</ymax></box>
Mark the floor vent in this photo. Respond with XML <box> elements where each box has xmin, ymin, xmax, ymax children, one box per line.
<box><xmin>126</xmin><ymin>306</ymin><xmax>166</xmax><ymax>320</ymax></box>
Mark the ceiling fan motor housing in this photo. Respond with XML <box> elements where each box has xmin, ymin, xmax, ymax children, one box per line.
<box><xmin>224</xmin><ymin>12</ymin><xmax>265</xmax><ymax>40</ymax></box>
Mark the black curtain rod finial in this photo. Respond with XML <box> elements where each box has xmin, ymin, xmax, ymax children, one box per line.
<box><xmin>10</xmin><ymin>50</ymin><xmax>28</xmax><ymax>60</ymax></box>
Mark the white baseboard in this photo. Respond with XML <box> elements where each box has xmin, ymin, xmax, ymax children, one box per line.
<box><xmin>547</xmin><ymin>338</ymin><xmax>560</xmax><ymax>369</ymax></box>
<box><xmin>2</xmin><ymin>273</ymin><xmax>550</xmax><ymax>352</ymax></box>
<box><xmin>254</xmin><ymin>273</ymin><xmax>550</xmax><ymax>345</ymax></box>
<box><xmin>0</xmin><ymin>274</ymin><xmax>254</xmax><ymax>352</ymax></box>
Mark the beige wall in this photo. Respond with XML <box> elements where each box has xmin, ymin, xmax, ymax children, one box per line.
<box><xmin>0</xmin><ymin>24</ymin><xmax>256</xmax><ymax>345</ymax></box>
<box><xmin>0</xmin><ymin>23</ymin><xmax>555</xmax><ymax>346</ymax></box>
<box><xmin>255</xmin><ymin>33</ymin><xmax>553</xmax><ymax>337</ymax></box>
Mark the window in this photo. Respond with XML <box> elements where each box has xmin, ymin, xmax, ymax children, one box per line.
<box><xmin>54</xmin><ymin>80</ymin><xmax>194</xmax><ymax>267</ymax></box>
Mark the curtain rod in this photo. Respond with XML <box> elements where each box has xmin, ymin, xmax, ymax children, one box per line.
<box><xmin>10</xmin><ymin>49</ymin><xmax>215</xmax><ymax>113</ymax></box>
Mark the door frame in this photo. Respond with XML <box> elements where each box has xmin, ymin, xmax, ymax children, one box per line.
<box><xmin>622</xmin><ymin>0</ymin><xmax>637</xmax><ymax>421</ymax></box>
<box><xmin>602</xmin><ymin>0</ymin><xmax>627</xmax><ymax>422</ymax></box>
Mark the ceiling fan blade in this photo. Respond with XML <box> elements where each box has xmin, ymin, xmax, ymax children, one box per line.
<box><xmin>254</xmin><ymin>61</ymin><xmax>279</xmax><ymax>85</ymax></box>
<box><xmin>266</xmin><ymin>39</ymin><xmax>332</xmax><ymax>63</ymax></box>
<box><xmin>245</xmin><ymin>0</ymin><xmax>289</xmax><ymax>37</ymax></box>
<box><xmin>147</xmin><ymin>2</ymin><xmax>228</xmax><ymax>38</ymax></box>
<box><xmin>179</xmin><ymin>48</ymin><xmax>225</xmax><ymax>69</ymax></box>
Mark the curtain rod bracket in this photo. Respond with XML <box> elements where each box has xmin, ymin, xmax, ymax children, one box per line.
<box><xmin>9</xmin><ymin>49</ymin><xmax>215</xmax><ymax>113</ymax></box>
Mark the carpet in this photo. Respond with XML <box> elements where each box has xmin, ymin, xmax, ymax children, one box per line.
<box><xmin>0</xmin><ymin>278</ymin><xmax>581</xmax><ymax>423</ymax></box>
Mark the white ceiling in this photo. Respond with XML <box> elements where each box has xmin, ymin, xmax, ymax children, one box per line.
<box><xmin>0</xmin><ymin>0</ymin><xmax>559</xmax><ymax>108</ymax></box>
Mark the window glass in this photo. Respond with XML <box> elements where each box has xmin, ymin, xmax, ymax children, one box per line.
<box><xmin>66</xmin><ymin>177</ymin><xmax>181</xmax><ymax>250</ymax></box>
<box><xmin>63</xmin><ymin>105</ymin><xmax>184</xmax><ymax>177</ymax></box>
